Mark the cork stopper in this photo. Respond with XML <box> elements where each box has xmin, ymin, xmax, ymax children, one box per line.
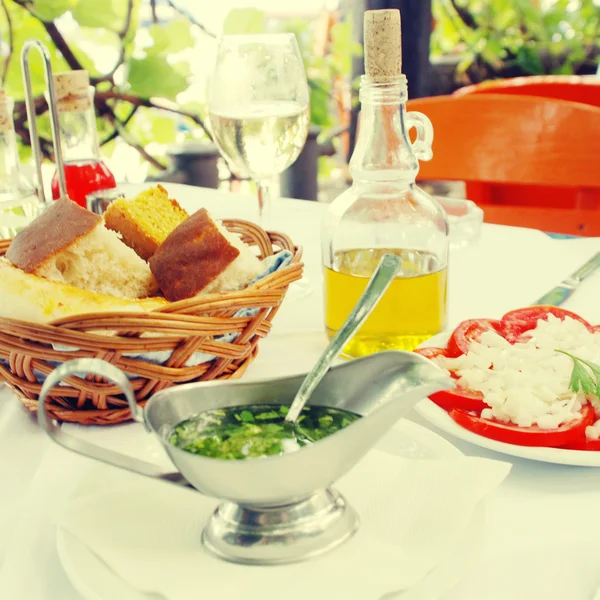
<box><xmin>0</xmin><ymin>89</ymin><xmax>14</xmax><ymax>132</ymax></box>
<box><xmin>53</xmin><ymin>70</ymin><xmax>91</xmax><ymax>112</ymax></box>
<box><xmin>363</xmin><ymin>9</ymin><xmax>402</xmax><ymax>81</ymax></box>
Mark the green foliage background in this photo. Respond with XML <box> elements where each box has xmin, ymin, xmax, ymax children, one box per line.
<box><xmin>431</xmin><ymin>0</ymin><xmax>600</xmax><ymax>80</ymax></box>
<box><xmin>0</xmin><ymin>0</ymin><xmax>360</xmax><ymax>177</ymax></box>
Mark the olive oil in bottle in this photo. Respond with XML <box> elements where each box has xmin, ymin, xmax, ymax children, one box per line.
<box><xmin>324</xmin><ymin>248</ymin><xmax>447</xmax><ymax>357</ymax></box>
<box><xmin>321</xmin><ymin>10</ymin><xmax>449</xmax><ymax>358</ymax></box>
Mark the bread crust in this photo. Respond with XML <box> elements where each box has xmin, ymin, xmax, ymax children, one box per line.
<box><xmin>103</xmin><ymin>184</ymin><xmax>188</xmax><ymax>261</ymax></box>
<box><xmin>104</xmin><ymin>202</ymin><xmax>157</xmax><ymax>261</ymax></box>
<box><xmin>149</xmin><ymin>208</ymin><xmax>240</xmax><ymax>302</ymax></box>
<box><xmin>0</xmin><ymin>258</ymin><xmax>168</xmax><ymax>324</ymax></box>
<box><xmin>6</xmin><ymin>198</ymin><xmax>100</xmax><ymax>273</ymax></box>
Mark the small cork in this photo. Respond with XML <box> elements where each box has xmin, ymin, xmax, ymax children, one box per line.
<box><xmin>0</xmin><ymin>89</ymin><xmax>13</xmax><ymax>132</ymax></box>
<box><xmin>53</xmin><ymin>70</ymin><xmax>91</xmax><ymax>112</ymax></box>
<box><xmin>363</xmin><ymin>9</ymin><xmax>402</xmax><ymax>81</ymax></box>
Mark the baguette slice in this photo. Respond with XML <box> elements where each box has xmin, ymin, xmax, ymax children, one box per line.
<box><xmin>104</xmin><ymin>185</ymin><xmax>189</xmax><ymax>260</ymax></box>
<box><xmin>149</xmin><ymin>208</ymin><xmax>264</xmax><ymax>302</ymax></box>
<box><xmin>0</xmin><ymin>258</ymin><xmax>167</xmax><ymax>324</ymax></box>
<box><xmin>6</xmin><ymin>198</ymin><xmax>157</xmax><ymax>299</ymax></box>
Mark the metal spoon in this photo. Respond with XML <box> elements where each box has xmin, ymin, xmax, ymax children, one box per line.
<box><xmin>285</xmin><ymin>252</ymin><xmax>402</xmax><ymax>424</ymax></box>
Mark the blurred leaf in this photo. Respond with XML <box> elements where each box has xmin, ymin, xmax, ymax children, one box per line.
<box><xmin>328</xmin><ymin>22</ymin><xmax>357</xmax><ymax>75</ymax></box>
<box><xmin>18</xmin><ymin>143</ymin><xmax>32</xmax><ymax>165</ymax></box>
<box><xmin>309</xmin><ymin>81</ymin><xmax>333</xmax><ymax>129</ymax></box>
<box><xmin>481</xmin><ymin>37</ymin><xmax>507</xmax><ymax>67</ymax></box>
<box><xmin>223</xmin><ymin>9</ymin><xmax>266</xmax><ymax>35</ymax></box>
<box><xmin>2</xmin><ymin>4</ymin><xmax>70</xmax><ymax>98</ymax></box>
<box><xmin>515</xmin><ymin>45</ymin><xmax>543</xmax><ymax>74</ymax></box>
<box><xmin>455</xmin><ymin>52</ymin><xmax>475</xmax><ymax>74</ymax></box>
<box><xmin>318</xmin><ymin>155</ymin><xmax>335</xmax><ymax>179</ymax></box>
<box><xmin>72</xmin><ymin>0</ymin><xmax>123</xmax><ymax>29</ymax></box>
<box><xmin>172</xmin><ymin>61</ymin><xmax>192</xmax><ymax>78</ymax></box>
<box><xmin>128</xmin><ymin>56</ymin><xmax>188</xmax><ymax>100</ymax></box>
<box><xmin>148</xmin><ymin>19</ymin><xmax>194</xmax><ymax>55</ymax></box>
<box><xmin>432</xmin><ymin>0</ymin><xmax>599</xmax><ymax>76</ymax></box>
<box><xmin>30</xmin><ymin>0</ymin><xmax>76</xmax><ymax>21</ymax></box>
<box><xmin>351</xmin><ymin>42</ymin><xmax>363</xmax><ymax>57</ymax></box>
<box><xmin>151</xmin><ymin>116</ymin><xmax>177</xmax><ymax>144</ymax></box>
<box><xmin>181</xmin><ymin>100</ymin><xmax>205</xmax><ymax>114</ymax></box>
<box><xmin>100</xmin><ymin>139</ymin><xmax>116</xmax><ymax>158</ymax></box>
<box><xmin>127</xmin><ymin>108</ymin><xmax>154</xmax><ymax>145</ymax></box>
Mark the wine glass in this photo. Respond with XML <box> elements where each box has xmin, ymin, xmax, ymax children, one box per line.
<box><xmin>208</xmin><ymin>33</ymin><xmax>310</xmax><ymax>228</ymax></box>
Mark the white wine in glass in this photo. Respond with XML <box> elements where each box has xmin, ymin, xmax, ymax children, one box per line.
<box><xmin>208</xmin><ymin>33</ymin><xmax>310</xmax><ymax>228</ymax></box>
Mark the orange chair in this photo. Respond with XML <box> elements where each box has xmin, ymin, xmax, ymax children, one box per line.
<box><xmin>406</xmin><ymin>94</ymin><xmax>600</xmax><ymax>235</ymax></box>
<box><xmin>454</xmin><ymin>75</ymin><xmax>600</xmax><ymax>108</ymax></box>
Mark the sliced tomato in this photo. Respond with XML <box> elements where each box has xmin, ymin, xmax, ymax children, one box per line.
<box><xmin>447</xmin><ymin>319</ymin><xmax>504</xmax><ymax>357</ymax></box>
<box><xmin>414</xmin><ymin>347</ymin><xmax>449</xmax><ymax>360</ymax></box>
<box><xmin>414</xmin><ymin>346</ymin><xmax>463</xmax><ymax>380</ymax></box>
<box><xmin>429</xmin><ymin>388</ymin><xmax>487</xmax><ymax>413</ymax></box>
<box><xmin>449</xmin><ymin>404</ymin><xmax>595</xmax><ymax>448</ymax></box>
<box><xmin>502</xmin><ymin>306</ymin><xmax>593</xmax><ymax>342</ymax></box>
<box><xmin>561</xmin><ymin>438</ymin><xmax>600</xmax><ymax>451</ymax></box>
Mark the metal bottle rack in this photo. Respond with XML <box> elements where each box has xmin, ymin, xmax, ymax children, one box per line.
<box><xmin>20</xmin><ymin>39</ymin><xmax>68</xmax><ymax>203</ymax></box>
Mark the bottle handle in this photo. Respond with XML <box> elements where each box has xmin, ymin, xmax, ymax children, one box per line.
<box><xmin>406</xmin><ymin>111</ymin><xmax>434</xmax><ymax>162</ymax></box>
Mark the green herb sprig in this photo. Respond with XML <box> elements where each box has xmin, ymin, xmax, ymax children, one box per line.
<box><xmin>556</xmin><ymin>350</ymin><xmax>600</xmax><ymax>398</ymax></box>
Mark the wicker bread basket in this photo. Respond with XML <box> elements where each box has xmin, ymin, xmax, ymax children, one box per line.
<box><xmin>0</xmin><ymin>219</ymin><xmax>303</xmax><ymax>425</ymax></box>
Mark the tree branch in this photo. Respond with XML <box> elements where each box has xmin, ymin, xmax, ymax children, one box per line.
<box><xmin>99</xmin><ymin>105</ymin><xmax>138</xmax><ymax>145</ymax></box>
<box><xmin>96</xmin><ymin>90</ymin><xmax>212</xmax><ymax>141</ymax></box>
<box><xmin>43</xmin><ymin>21</ymin><xmax>85</xmax><ymax>71</ymax></box>
<box><xmin>120</xmin><ymin>0</ymin><xmax>135</xmax><ymax>38</ymax></box>
<box><xmin>98</xmin><ymin>0</ymin><xmax>135</xmax><ymax>81</ymax></box>
<box><xmin>166</xmin><ymin>0</ymin><xmax>216</xmax><ymax>38</ymax></box>
<box><xmin>13</xmin><ymin>0</ymin><xmax>86</xmax><ymax>72</ymax></box>
<box><xmin>449</xmin><ymin>0</ymin><xmax>478</xmax><ymax>30</ymax></box>
<box><xmin>104</xmin><ymin>106</ymin><xmax>166</xmax><ymax>171</ymax></box>
<box><xmin>0</xmin><ymin>0</ymin><xmax>13</xmax><ymax>85</ymax></box>
<box><xmin>150</xmin><ymin>0</ymin><xmax>158</xmax><ymax>24</ymax></box>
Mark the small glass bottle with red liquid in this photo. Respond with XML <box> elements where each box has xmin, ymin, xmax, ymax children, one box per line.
<box><xmin>50</xmin><ymin>70</ymin><xmax>116</xmax><ymax>208</ymax></box>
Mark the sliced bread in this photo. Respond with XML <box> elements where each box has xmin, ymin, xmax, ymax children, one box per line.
<box><xmin>0</xmin><ymin>258</ymin><xmax>167</xmax><ymax>324</ymax></box>
<box><xmin>6</xmin><ymin>198</ymin><xmax>158</xmax><ymax>299</ymax></box>
<box><xmin>103</xmin><ymin>185</ymin><xmax>189</xmax><ymax>260</ymax></box>
<box><xmin>149</xmin><ymin>208</ymin><xmax>264</xmax><ymax>302</ymax></box>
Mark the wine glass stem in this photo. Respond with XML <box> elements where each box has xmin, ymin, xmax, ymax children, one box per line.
<box><xmin>256</xmin><ymin>177</ymin><xmax>277</xmax><ymax>229</ymax></box>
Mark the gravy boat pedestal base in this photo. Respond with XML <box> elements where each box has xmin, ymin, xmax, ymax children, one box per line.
<box><xmin>38</xmin><ymin>351</ymin><xmax>453</xmax><ymax>567</ymax></box>
<box><xmin>204</xmin><ymin>488</ymin><xmax>358</xmax><ymax>565</ymax></box>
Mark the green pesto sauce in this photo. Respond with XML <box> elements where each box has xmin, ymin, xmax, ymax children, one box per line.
<box><xmin>168</xmin><ymin>404</ymin><xmax>361</xmax><ymax>460</ymax></box>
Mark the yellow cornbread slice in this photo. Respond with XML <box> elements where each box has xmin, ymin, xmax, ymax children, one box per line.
<box><xmin>104</xmin><ymin>185</ymin><xmax>189</xmax><ymax>260</ymax></box>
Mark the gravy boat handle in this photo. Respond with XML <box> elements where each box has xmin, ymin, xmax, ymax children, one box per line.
<box><xmin>38</xmin><ymin>358</ymin><xmax>192</xmax><ymax>489</ymax></box>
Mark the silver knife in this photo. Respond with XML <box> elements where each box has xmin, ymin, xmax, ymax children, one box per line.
<box><xmin>533</xmin><ymin>251</ymin><xmax>600</xmax><ymax>306</ymax></box>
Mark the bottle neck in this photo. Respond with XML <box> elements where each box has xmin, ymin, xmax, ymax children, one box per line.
<box><xmin>57</xmin><ymin>104</ymin><xmax>101</xmax><ymax>164</ymax></box>
<box><xmin>350</xmin><ymin>75</ymin><xmax>419</xmax><ymax>183</ymax></box>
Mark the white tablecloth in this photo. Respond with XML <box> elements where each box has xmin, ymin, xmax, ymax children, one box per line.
<box><xmin>2</xmin><ymin>183</ymin><xmax>600</xmax><ymax>599</ymax></box>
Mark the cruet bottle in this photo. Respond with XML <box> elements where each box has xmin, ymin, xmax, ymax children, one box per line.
<box><xmin>322</xmin><ymin>9</ymin><xmax>449</xmax><ymax>358</ymax></box>
<box><xmin>49</xmin><ymin>70</ymin><xmax>117</xmax><ymax>208</ymax></box>
<box><xmin>0</xmin><ymin>89</ymin><xmax>41</xmax><ymax>239</ymax></box>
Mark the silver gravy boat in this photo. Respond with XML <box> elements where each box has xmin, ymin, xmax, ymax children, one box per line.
<box><xmin>38</xmin><ymin>352</ymin><xmax>453</xmax><ymax>566</ymax></box>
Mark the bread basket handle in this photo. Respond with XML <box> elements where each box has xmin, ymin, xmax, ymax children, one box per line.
<box><xmin>38</xmin><ymin>358</ymin><xmax>191</xmax><ymax>489</ymax></box>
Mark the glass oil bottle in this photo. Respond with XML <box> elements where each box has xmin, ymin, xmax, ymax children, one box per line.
<box><xmin>322</xmin><ymin>9</ymin><xmax>449</xmax><ymax>358</ymax></box>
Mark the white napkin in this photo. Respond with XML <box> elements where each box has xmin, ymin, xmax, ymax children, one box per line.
<box><xmin>58</xmin><ymin>450</ymin><xmax>511</xmax><ymax>600</ymax></box>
